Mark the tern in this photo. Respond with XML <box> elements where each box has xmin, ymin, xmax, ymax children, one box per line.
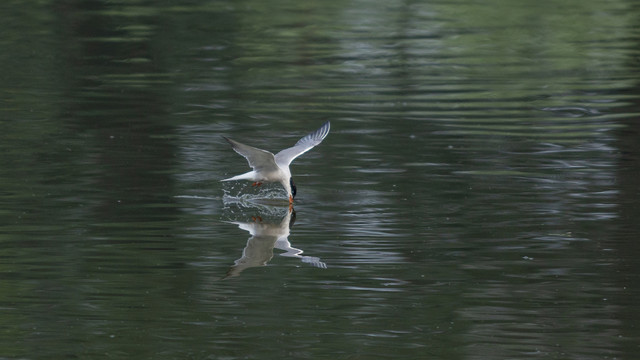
<box><xmin>221</xmin><ymin>121</ymin><xmax>330</xmax><ymax>204</ymax></box>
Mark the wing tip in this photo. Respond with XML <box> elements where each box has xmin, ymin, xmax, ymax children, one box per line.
<box><xmin>316</xmin><ymin>120</ymin><xmax>331</xmax><ymax>140</ymax></box>
<box><xmin>223</xmin><ymin>136</ymin><xmax>241</xmax><ymax>149</ymax></box>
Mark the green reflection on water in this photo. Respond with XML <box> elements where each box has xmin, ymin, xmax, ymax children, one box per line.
<box><xmin>1</xmin><ymin>0</ymin><xmax>639</xmax><ymax>359</ymax></box>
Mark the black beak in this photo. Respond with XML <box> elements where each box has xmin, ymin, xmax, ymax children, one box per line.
<box><xmin>290</xmin><ymin>178</ymin><xmax>297</xmax><ymax>199</ymax></box>
<box><xmin>289</xmin><ymin>210</ymin><xmax>296</xmax><ymax>229</ymax></box>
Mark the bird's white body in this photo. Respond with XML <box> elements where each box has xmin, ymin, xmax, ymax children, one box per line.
<box><xmin>222</xmin><ymin>121</ymin><xmax>330</xmax><ymax>203</ymax></box>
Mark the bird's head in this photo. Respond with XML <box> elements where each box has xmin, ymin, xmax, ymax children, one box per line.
<box><xmin>290</xmin><ymin>177</ymin><xmax>297</xmax><ymax>199</ymax></box>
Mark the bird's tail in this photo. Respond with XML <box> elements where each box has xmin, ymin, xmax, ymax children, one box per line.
<box><xmin>221</xmin><ymin>171</ymin><xmax>255</xmax><ymax>182</ymax></box>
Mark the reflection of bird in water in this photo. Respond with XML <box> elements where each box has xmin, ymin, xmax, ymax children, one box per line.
<box><xmin>224</xmin><ymin>210</ymin><xmax>327</xmax><ymax>279</ymax></box>
<box><xmin>221</xmin><ymin>121</ymin><xmax>330</xmax><ymax>205</ymax></box>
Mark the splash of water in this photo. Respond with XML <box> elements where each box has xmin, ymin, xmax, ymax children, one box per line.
<box><xmin>221</xmin><ymin>181</ymin><xmax>290</xmax><ymax>214</ymax></box>
<box><xmin>222</xmin><ymin>181</ymin><xmax>286</xmax><ymax>199</ymax></box>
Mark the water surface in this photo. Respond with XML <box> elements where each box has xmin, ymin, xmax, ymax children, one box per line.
<box><xmin>1</xmin><ymin>0</ymin><xmax>640</xmax><ymax>359</ymax></box>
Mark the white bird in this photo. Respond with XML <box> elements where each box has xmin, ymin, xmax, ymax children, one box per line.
<box><xmin>221</xmin><ymin>121</ymin><xmax>330</xmax><ymax>204</ymax></box>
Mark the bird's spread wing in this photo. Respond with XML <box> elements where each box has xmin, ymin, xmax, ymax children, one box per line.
<box><xmin>274</xmin><ymin>121</ymin><xmax>330</xmax><ymax>167</ymax></box>
<box><xmin>224</xmin><ymin>137</ymin><xmax>279</xmax><ymax>173</ymax></box>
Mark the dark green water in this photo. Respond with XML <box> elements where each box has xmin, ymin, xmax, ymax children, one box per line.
<box><xmin>2</xmin><ymin>0</ymin><xmax>640</xmax><ymax>359</ymax></box>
